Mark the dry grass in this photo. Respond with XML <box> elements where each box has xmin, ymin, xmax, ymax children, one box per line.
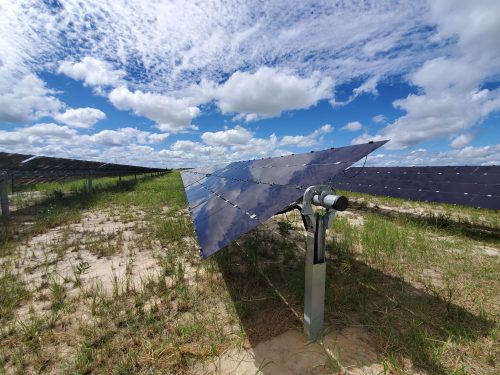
<box><xmin>0</xmin><ymin>171</ymin><xmax>498</xmax><ymax>374</ymax></box>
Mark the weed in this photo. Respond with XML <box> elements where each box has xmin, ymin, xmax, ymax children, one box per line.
<box><xmin>154</xmin><ymin>216</ymin><xmax>192</xmax><ymax>244</ymax></box>
<box><xmin>71</xmin><ymin>260</ymin><xmax>91</xmax><ymax>287</ymax></box>
<box><xmin>50</xmin><ymin>277</ymin><xmax>66</xmax><ymax>311</ymax></box>
<box><xmin>277</xmin><ymin>220</ymin><xmax>293</xmax><ymax>235</ymax></box>
<box><xmin>0</xmin><ymin>265</ymin><xmax>30</xmax><ymax>324</ymax></box>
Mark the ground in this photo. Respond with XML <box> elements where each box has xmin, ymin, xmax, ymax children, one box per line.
<box><xmin>0</xmin><ymin>172</ymin><xmax>498</xmax><ymax>374</ymax></box>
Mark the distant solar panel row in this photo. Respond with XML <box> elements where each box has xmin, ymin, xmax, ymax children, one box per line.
<box><xmin>333</xmin><ymin>166</ymin><xmax>500</xmax><ymax>210</ymax></box>
<box><xmin>182</xmin><ymin>141</ymin><xmax>387</xmax><ymax>258</ymax></box>
<box><xmin>0</xmin><ymin>151</ymin><xmax>168</xmax><ymax>182</ymax></box>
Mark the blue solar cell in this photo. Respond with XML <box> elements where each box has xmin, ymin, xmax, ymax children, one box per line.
<box><xmin>182</xmin><ymin>140</ymin><xmax>387</xmax><ymax>257</ymax></box>
<box><xmin>333</xmin><ymin>166</ymin><xmax>500</xmax><ymax>210</ymax></box>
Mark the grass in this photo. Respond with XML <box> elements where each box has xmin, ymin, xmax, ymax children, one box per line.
<box><xmin>0</xmin><ymin>264</ymin><xmax>31</xmax><ymax>325</ymax></box>
<box><xmin>0</xmin><ymin>171</ymin><xmax>498</xmax><ymax>374</ymax></box>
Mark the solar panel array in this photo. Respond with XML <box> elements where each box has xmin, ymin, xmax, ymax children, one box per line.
<box><xmin>182</xmin><ymin>140</ymin><xmax>387</xmax><ymax>258</ymax></box>
<box><xmin>333</xmin><ymin>166</ymin><xmax>500</xmax><ymax>210</ymax></box>
<box><xmin>0</xmin><ymin>151</ymin><xmax>168</xmax><ymax>185</ymax></box>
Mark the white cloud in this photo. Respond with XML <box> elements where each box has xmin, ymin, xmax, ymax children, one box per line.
<box><xmin>364</xmin><ymin>144</ymin><xmax>500</xmax><ymax>166</ymax></box>
<box><xmin>230</xmin><ymin>134</ymin><xmax>285</xmax><ymax>159</ymax></box>
<box><xmin>0</xmin><ymin>74</ymin><xmax>62</xmax><ymax>122</ymax></box>
<box><xmin>352</xmin><ymin>133</ymin><xmax>385</xmax><ymax>145</ymax></box>
<box><xmin>341</xmin><ymin>121</ymin><xmax>362</xmax><ymax>132</ymax></box>
<box><xmin>0</xmin><ymin>1</ymin><xmax>433</xmax><ymax>93</ymax></box>
<box><xmin>89</xmin><ymin>127</ymin><xmax>169</xmax><ymax>146</ymax></box>
<box><xmin>108</xmin><ymin>86</ymin><xmax>200</xmax><ymax>132</ymax></box>
<box><xmin>18</xmin><ymin>123</ymin><xmax>77</xmax><ymax>138</ymax></box>
<box><xmin>330</xmin><ymin>75</ymin><xmax>380</xmax><ymax>106</ymax></box>
<box><xmin>211</xmin><ymin>67</ymin><xmax>333</xmax><ymax>121</ymax></box>
<box><xmin>280</xmin><ymin>124</ymin><xmax>333</xmax><ymax>147</ymax></box>
<box><xmin>0</xmin><ymin>123</ymin><xmax>77</xmax><ymax>148</ymax></box>
<box><xmin>372</xmin><ymin>114</ymin><xmax>386</xmax><ymax>124</ymax></box>
<box><xmin>0</xmin><ymin>130</ymin><xmax>28</xmax><ymax>146</ymax></box>
<box><xmin>58</xmin><ymin>57</ymin><xmax>125</xmax><ymax>88</ymax></box>
<box><xmin>54</xmin><ymin>107</ymin><xmax>106</xmax><ymax>128</ymax></box>
<box><xmin>0</xmin><ymin>125</ymin><xmax>168</xmax><ymax>165</ymax></box>
<box><xmin>201</xmin><ymin>125</ymin><xmax>253</xmax><ymax>146</ymax></box>
<box><xmin>367</xmin><ymin>0</ymin><xmax>500</xmax><ymax>150</ymax></box>
<box><xmin>450</xmin><ymin>133</ymin><xmax>475</xmax><ymax>149</ymax></box>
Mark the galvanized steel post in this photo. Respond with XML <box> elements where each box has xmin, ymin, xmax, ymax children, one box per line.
<box><xmin>0</xmin><ymin>177</ymin><xmax>10</xmax><ymax>218</ymax></box>
<box><xmin>301</xmin><ymin>185</ymin><xmax>348</xmax><ymax>340</ymax></box>
<box><xmin>87</xmin><ymin>173</ymin><xmax>93</xmax><ymax>193</ymax></box>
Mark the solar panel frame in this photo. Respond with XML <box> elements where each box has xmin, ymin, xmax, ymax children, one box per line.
<box><xmin>182</xmin><ymin>140</ymin><xmax>388</xmax><ymax>258</ymax></box>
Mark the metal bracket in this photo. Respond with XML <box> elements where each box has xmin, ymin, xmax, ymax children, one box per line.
<box><xmin>301</xmin><ymin>185</ymin><xmax>347</xmax><ymax>340</ymax></box>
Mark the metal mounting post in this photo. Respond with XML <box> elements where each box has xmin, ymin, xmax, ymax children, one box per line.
<box><xmin>87</xmin><ymin>173</ymin><xmax>93</xmax><ymax>193</ymax></box>
<box><xmin>1</xmin><ymin>177</ymin><xmax>10</xmax><ymax>218</ymax></box>
<box><xmin>301</xmin><ymin>185</ymin><xmax>348</xmax><ymax>340</ymax></box>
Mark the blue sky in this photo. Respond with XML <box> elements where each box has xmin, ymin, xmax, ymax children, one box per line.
<box><xmin>0</xmin><ymin>0</ymin><xmax>499</xmax><ymax>167</ymax></box>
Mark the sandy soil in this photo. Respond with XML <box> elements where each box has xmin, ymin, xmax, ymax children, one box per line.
<box><xmin>12</xmin><ymin>209</ymin><xmax>163</xmax><ymax>320</ymax></box>
<box><xmin>194</xmin><ymin>327</ymin><xmax>383</xmax><ymax>375</ymax></box>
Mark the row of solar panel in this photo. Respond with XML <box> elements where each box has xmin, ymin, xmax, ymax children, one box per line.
<box><xmin>0</xmin><ymin>152</ymin><xmax>168</xmax><ymax>178</ymax></box>
<box><xmin>182</xmin><ymin>141</ymin><xmax>388</xmax><ymax>257</ymax></box>
<box><xmin>0</xmin><ymin>152</ymin><xmax>166</xmax><ymax>172</ymax></box>
<box><xmin>333</xmin><ymin>166</ymin><xmax>500</xmax><ymax>210</ymax></box>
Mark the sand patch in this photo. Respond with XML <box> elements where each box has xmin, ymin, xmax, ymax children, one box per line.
<box><xmin>194</xmin><ymin>327</ymin><xmax>383</xmax><ymax>375</ymax></box>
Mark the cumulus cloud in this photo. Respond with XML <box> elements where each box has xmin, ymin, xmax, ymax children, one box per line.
<box><xmin>0</xmin><ymin>74</ymin><xmax>62</xmax><ymax>122</ymax></box>
<box><xmin>210</xmin><ymin>67</ymin><xmax>333</xmax><ymax>121</ymax></box>
<box><xmin>280</xmin><ymin>124</ymin><xmax>333</xmax><ymax>147</ymax></box>
<box><xmin>58</xmin><ymin>57</ymin><xmax>125</xmax><ymax>88</ymax></box>
<box><xmin>89</xmin><ymin>127</ymin><xmax>169</xmax><ymax>146</ymax></box>
<box><xmin>201</xmin><ymin>125</ymin><xmax>253</xmax><ymax>146</ymax></box>
<box><xmin>54</xmin><ymin>107</ymin><xmax>106</xmax><ymax>128</ymax></box>
<box><xmin>108</xmin><ymin>86</ymin><xmax>199</xmax><ymax>132</ymax></box>
<box><xmin>450</xmin><ymin>133</ymin><xmax>475</xmax><ymax>149</ymax></box>
<box><xmin>366</xmin><ymin>0</ymin><xmax>500</xmax><ymax>149</ymax></box>
<box><xmin>341</xmin><ymin>121</ymin><xmax>362</xmax><ymax>132</ymax></box>
<box><xmin>0</xmin><ymin>123</ymin><xmax>168</xmax><ymax>152</ymax></box>
<box><xmin>18</xmin><ymin>123</ymin><xmax>77</xmax><ymax>138</ymax></box>
<box><xmin>0</xmin><ymin>123</ymin><xmax>78</xmax><ymax>149</ymax></box>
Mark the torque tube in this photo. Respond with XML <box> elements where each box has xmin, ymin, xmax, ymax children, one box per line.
<box><xmin>312</xmin><ymin>194</ymin><xmax>348</xmax><ymax>211</ymax></box>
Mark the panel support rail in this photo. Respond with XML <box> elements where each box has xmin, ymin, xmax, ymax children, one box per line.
<box><xmin>301</xmin><ymin>185</ymin><xmax>348</xmax><ymax>340</ymax></box>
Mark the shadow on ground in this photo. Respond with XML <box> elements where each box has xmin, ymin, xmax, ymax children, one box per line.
<box><xmin>0</xmin><ymin>174</ymin><xmax>168</xmax><ymax>246</ymax></box>
<box><xmin>350</xmin><ymin>201</ymin><xmax>500</xmax><ymax>244</ymax></box>
<box><xmin>215</xmin><ymin>228</ymin><xmax>496</xmax><ymax>374</ymax></box>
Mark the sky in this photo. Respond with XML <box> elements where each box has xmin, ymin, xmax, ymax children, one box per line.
<box><xmin>0</xmin><ymin>0</ymin><xmax>499</xmax><ymax>168</ymax></box>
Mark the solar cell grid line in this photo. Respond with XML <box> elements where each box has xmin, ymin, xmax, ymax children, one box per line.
<box><xmin>184</xmin><ymin>177</ymin><xmax>262</xmax><ymax>257</ymax></box>
<box><xmin>332</xmin><ymin>166</ymin><xmax>500</xmax><ymax>210</ymax></box>
<box><xmin>182</xmin><ymin>140</ymin><xmax>388</xmax><ymax>258</ymax></box>
<box><xmin>187</xmin><ymin>142</ymin><xmax>387</xmax><ymax>190</ymax></box>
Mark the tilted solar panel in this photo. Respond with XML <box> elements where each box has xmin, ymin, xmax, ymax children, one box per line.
<box><xmin>0</xmin><ymin>152</ymin><xmax>32</xmax><ymax>169</ymax></box>
<box><xmin>0</xmin><ymin>151</ymin><xmax>169</xmax><ymax>183</ymax></box>
<box><xmin>332</xmin><ymin>166</ymin><xmax>500</xmax><ymax>210</ymax></box>
<box><xmin>182</xmin><ymin>140</ymin><xmax>387</xmax><ymax>258</ymax></box>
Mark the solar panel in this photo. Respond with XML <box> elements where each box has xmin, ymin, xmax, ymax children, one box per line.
<box><xmin>0</xmin><ymin>152</ymin><xmax>32</xmax><ymax>169</ymax></box>
<box><xmin>1</xmin><ymin>151</ymin><xmax>170</xmax><ymax>218</ymax></box>
<box><xmin>333</xmin><ymin>166</ymin><xmax>500</xmax><ymax>210</ymax></box>
<box><xmin>182</xmin><ymin>140</ymin><xmax>388</xmax><ymax>258</ymax></box>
